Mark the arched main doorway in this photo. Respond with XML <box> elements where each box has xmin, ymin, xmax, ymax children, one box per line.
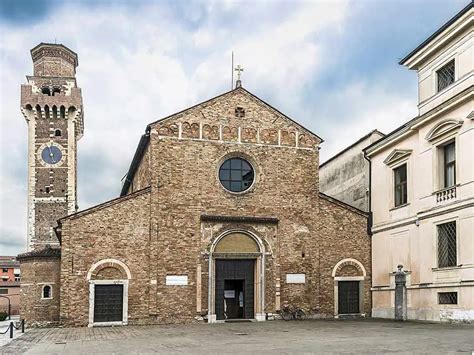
<box><xmin>208</xmin><ymin>230</ymin><xmax>266</xmax><ymax>323</ymax></box>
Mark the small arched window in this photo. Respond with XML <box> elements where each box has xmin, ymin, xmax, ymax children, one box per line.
<box><xmin>42</xmin><ymin>87</ymin><xmax>51</xmax><ymax>96</ymax></box>
<box><xmin>60</xmin><ymin>106</ymin><xmax>66</xmax><ymax>119</ymax></box>
<box><xmin>42</xmin><ymin>285</ymin><xmax>52</xmax><ymax>299</ymax></box>
<box><xmin>45</xmin><ymin>105</ymin><xmax>50</xmax><ymax>120</ymax></box>
<box><xmin>52</xmin><ymin>88</ymin><xmax>61</xmax><ymax>96</ymax></box>
<box><xmin>54</xmin><ymin>129</ymin><xmax>62</xmax><ymax>137</ymax></box>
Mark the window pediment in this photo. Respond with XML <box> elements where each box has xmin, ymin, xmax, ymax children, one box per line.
<box><xmin>425</xmin><ymin>119</ymin><xmax>463</xmax><ymax>142</ymax></box>
<box><xmin>383</xmin><ymin>149</ymin><xmax>412</xmax><ymax>166</ymax></box>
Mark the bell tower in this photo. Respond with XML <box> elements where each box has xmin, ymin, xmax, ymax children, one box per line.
<box><xmin>20</xmin><ymin>43</ymin><xmax>84</xmax><ymax>251</ymax></box>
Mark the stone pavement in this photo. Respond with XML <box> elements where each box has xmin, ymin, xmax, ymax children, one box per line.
<box><xmin>1</xmin><ymin>319</ymin><xmax>473</xmax><ymax>354</ymax></box>
<box><xmin>0</xmin><ymin>316</ymin><xmax>22</xmax><ymax>348</ymax></box>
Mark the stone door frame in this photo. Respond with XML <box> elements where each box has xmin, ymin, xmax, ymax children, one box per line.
<box><xmin>87</xmin><ymin>259</ymin><xmax>131</xmax><ymax>327</ymax></box>
<box><xmin>207</xmin><ymin>229</ymin><xmax>266</xmax><ymax>323</ymax></box>
<box><xmin>332</xmin><ymin>258</ymin><xmax>367</xmax><ymax>317</ymax></box>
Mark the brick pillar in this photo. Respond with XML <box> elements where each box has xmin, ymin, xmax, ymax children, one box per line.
<box><xmin>394</xmin><ymin>264</ymin><xmax>407</xmax><ymax>321</ymax></box>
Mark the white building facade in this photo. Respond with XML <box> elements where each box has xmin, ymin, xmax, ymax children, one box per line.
<box><xmin>365</xmin><ymin>3</ymin><xmax>474</xmax><ymax>322</ymax></box>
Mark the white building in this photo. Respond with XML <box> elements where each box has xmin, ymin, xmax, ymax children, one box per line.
<box><xmin>365</xmin><ymin>2</ymin><xmax>473</xmax><ymax>322</ymax></box>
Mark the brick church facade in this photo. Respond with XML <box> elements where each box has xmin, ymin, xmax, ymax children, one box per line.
<box><xmin>18</xmin><ymin>43</ymin><xmax>371</xmax><ymax>327</ymax></box>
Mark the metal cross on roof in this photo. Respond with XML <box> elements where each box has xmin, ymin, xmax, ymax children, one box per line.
<box><xmin>234</xmin><ymin>65</ymin><xmax>244</xmax><ymax>81</ymax></box>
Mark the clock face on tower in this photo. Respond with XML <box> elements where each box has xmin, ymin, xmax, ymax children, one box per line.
<box><xmin>37</xmin><ymin>143</ymin><xmax>65</xmax><ymax>166</ymax></box>
<box><xmin>41</xmin><ymin>145</ymin><xmax>62</xmax><ymax>164</ymax></box>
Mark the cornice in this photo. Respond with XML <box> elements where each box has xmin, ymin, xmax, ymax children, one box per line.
<box><xmin>401</xmin><ymin>4</ymin><xmax>474</xmax><ymax>69</ymax></box>
<box><xmin>200</xmin><ymin>215</ymin><xmax>279</xmax><ymax>224</ymax></box>
<box><xmin>372</xmin><ymin>199</ymin><xmax>474</xmax><ymax>234</ymax></box>
<box><xmin>365</xmin><ymin>86</ymin><xmax>473</xmax><ymax>157</ymax></box>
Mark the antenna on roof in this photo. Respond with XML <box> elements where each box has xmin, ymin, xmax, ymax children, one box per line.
<box><xmin>231</xmin><ymin>51</ymin><xmax>234</xmax><ymax>90</ymax></box>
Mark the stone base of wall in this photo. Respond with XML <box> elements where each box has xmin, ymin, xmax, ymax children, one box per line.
<box><xmin>372</xmin><ymin>308</ymin><xmax>394</xmax><ymax>320</ymax></box>
<box><xmin>373</xmin><ymin>307</ymin><xmax>474</xmax><ymax>323</ymax></box>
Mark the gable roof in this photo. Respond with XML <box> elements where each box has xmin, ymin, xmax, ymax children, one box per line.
<box><xmin>399</xmin><ymin>1</ymin><xmax>474</xmax><ymax>66</ymax></box>
<box><xmin>148</xmin><ymin>86</ymin><xmax>323</xmax><ymax>142</ymax></box>
<box><xmin>320</xmin><ymin>129</ymin><xmax>385</xmax><ymax>168</ymax></box>
<box><xmin>120</xmin><ymin>86</ymin><xmax>323</xmax><ymax>196</ymax></box>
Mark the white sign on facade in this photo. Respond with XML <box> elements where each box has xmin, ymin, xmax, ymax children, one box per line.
<box><xmin>166</xmin><ymin>275</ymin><xmax>188</xmax><ymax>286</ymax></box>
<box><xmin>286</xmin><ymin>273</ymin><xmax>306</xmax><ymax>284</ymax></box>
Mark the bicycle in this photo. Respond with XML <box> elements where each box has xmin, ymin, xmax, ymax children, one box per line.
<box><xmin>280</xmin><ymin>303</ymin><xmax>306</xmax><ymax>321</ymax></box>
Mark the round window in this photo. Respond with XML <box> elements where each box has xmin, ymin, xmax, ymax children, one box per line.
<box><xmin>219</xmin><ymin>157</ymin><xmax>255</xmax><ymax>193</ymax></box>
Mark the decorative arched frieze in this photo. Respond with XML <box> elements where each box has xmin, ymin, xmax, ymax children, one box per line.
<box><xmin>202</xmin><ymin>124</ymin><xmax>219</xmax><ymax>140</ymax></box>
<box><xmin>241</xmin><ymin>127</ymin><xmax>258</xmax><ymax>143</ymax></box>
<box><xmin>260</xmin><ymin>129</ymin><xmax>278</xmax><ymax>145</ymax></box>
<box><xmin>158</xmin><ymin>124</ymin><xmax>179</xmax><ymax>137</ymax></box>
<box><xmin>332</xmin><ymin>258</ymin><xmax>367</xmax><ymax>278</ymax></box>
<box><xmin>280</xmin><ymin>130</ymin><xmax>296</xmax><ymax>146</ymax></box>
<box><xmin>222</xmin><ymin>126</ymin><xmax>238</xmax><ymax>141</ymax></box>
<box><xmin>383</xmin><ymin>149</ymin><xmax>412</xmax><ymax>167</ymax></box>
<box><xmin>425</xmin><ymin>119</ymin><xmax>463</xmax><ymax>142</ymax></box>
<box><xmin>182</xmin><ymin>122</ymin><xmax>200</xmax><ymax>139</ymax></box>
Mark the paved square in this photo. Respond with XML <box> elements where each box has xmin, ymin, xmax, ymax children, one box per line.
<box><xmin>1</xmin><ymin>319</ymin><xmax>473</xmax><ymax>354</ymax></box>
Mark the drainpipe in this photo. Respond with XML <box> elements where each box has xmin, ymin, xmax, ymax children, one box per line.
<box><xmin>208</xmin><ymin>252</ymin><xmax>212</xmax><ymax>322</ymax></box>
<box><xmin>363</xmin><ymin>151</ymin><xmax>373</xmax><ymax>237</ymax></box>
<box><xmin>261</xmin><ymin>252</ymin><xmax>265</xmax><ymax>320</ymax></box>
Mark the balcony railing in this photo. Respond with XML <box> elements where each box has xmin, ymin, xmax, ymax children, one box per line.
<box><xmin>435</xmin><ymin>186</ymin><xmax>456</xmax><ymax>203</ymax></box>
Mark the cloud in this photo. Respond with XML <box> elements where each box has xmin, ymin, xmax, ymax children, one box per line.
<box><xmin>317</xmin><ymin>81</ymin><xmax>417</xmax><ymax>162</ymax></box>
<box><xmin>0</xmin><ymin>0</ymin><xmax>460</xmax><ymax>255</ymax></box>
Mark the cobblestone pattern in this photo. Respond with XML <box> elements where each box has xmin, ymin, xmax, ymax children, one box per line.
<box><xmin>2</xmin><ymin>320</ymin><xmax>474</xmax><ymax>354</ymax></box>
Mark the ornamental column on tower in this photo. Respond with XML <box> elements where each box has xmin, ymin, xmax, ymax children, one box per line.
<box><xmin>20</xmin><ymin>43</ymin><xmax>84</xmax><ymax>251</ymax></box>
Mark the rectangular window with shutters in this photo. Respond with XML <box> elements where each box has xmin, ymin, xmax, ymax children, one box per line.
<box><xmin>394</xmin><ymin>164</ymin><xmax>407</xmax><ymax>207</ymax></box>
<box><xmin>436</xmin><ymin>60</ymin><xmax>455</xmax><ymax>92</ymax></box>
<box><xmin>437</xmin><ymin>221</ymin><xmax>456</xmax><ymax>268</ymax></box>
<box><xmin>443</xmin><ymin>142</ymin><xmax>456</xmax><ymax>188</ymax></box>
<box><xmin>438</xmin><ymin>292</ymin><xmax>457</xmax><ymax>305</ymax></box>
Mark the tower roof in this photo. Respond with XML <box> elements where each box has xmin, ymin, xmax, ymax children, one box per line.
<box><xmin>30</xmin><ymin>42</ymin><xmax>79</xmax><ymax>68</ymax></box>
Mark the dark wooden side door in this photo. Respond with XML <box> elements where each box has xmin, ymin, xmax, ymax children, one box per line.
<box><xmin>94</xmin><ymin>284</ymin><xmax>124</xmax><ymax>322</ymax></box>
<box><xmin>216</xmin><ymin>259</ymin><xmax>254</xmax><ymax>320</ymax></box>
<box><xmin>338</xmin><ymin>281</ymin><xmax>360</xmax><ymax>314</ymax></box>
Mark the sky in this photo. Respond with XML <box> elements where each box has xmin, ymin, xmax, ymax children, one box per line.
<box><xmin>0</xmin><ymin>0</ymin><xmax>467</xmax><ymax>255</ymax></box>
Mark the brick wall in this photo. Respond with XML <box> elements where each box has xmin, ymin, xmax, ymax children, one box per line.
<box><xmin>19</xmin><ymin>257</ymin><xmax>61</xmax><ymax>326</ymax></box>
<box><xmin>59</xmin><ymin>189</ymin><xmax>151</xmax><ymax>326</ymax></box>
<box><xmin>56</xmin><ymin>88</ymin><xmax>370</xmax><ymax>326</ymax></box>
